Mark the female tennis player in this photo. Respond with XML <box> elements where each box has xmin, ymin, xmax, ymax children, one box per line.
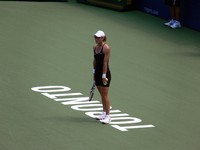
<box><xmin>92</xmin><ymin>30</ymin><xmax>111</xmax><ymax>124</ymax></box>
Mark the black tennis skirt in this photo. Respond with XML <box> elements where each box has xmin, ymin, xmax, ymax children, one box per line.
<box><xmin>94</xmin><ymin>70</ymin><xmax>111</xmax><ymax>87</ymax></box>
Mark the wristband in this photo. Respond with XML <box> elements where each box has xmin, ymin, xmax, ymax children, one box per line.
<box><xmin>102</xmin><ymin>74</ymin><xmax>106</xmax><ymax>78</ymax></box>
<box><xmin>93</xmin><ymin>69</ymin><xmax>95</xmax><ymax>74</ymax></box>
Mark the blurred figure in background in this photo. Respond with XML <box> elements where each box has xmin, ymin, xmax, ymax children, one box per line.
<box><xmin>164</xmin><ymin>0</ymin><xmax>181</xmax><ymax>29</ymax></box>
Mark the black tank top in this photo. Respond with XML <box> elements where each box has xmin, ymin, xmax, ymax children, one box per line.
<box><xmin>94</xmin><ymin>44</ymin><xmax>110</xmax><ymax>74</ymax></box>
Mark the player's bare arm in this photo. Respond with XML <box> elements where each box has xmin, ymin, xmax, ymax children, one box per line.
<box><xmin>102</xmin><ymin>44</ymin><xmax>110</xmax><ymax>83</ymax></box>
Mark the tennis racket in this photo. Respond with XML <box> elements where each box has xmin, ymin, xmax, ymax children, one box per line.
<box><xmin>89</xmin><ymin>82</ymin><xmax>95</xmax><ymax>101</ymax></box>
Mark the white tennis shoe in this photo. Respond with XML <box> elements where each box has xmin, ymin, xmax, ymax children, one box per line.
<box><xmin>96</xmin><ymin>112</ymin><xmax>106</xmax><ymax>120</ymax></box>
<box><xmin>100</xmin><ymin>115</ymin><xmax>111</xmax><ymax>124</ymax></box>
<box><xmin>170</xmin><ymin>20</ymin><xmax>181</xmax><ymax>29</ymax></box>
<box><xmin>164</xmin><ymin>19</ymin><xmax>175</xmax><ymax>26</ymax></box>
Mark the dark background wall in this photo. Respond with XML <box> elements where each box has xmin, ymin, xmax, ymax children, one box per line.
<box><xmin>4</xmin><ymin>0</ymin><xmax>200</xmax><ymax>31</ymax></box>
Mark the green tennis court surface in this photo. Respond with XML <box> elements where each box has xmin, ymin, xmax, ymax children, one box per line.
<box><xmin>0</xmin><ymin>1</ymin><xmax>200</xmax><ymax>150</ymax></box>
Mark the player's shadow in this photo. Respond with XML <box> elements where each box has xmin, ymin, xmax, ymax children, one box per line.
<box><xmin>172</xmin><ymin>51</ymin><xmax>200</xmax><ymax>58</ymax></box>
<box><xmin>43</xmin><ymin>115</ymin><xmax>96</xmax><ymax>124</ymax></box>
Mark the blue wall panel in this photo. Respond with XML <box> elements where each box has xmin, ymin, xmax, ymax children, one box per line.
<box><xmin>181</xmin><ymin>0</ymin><xmax>200</xmax><ymax>31</ymax></box>
<box><xmin>135</xmin><ymin>0</ymin><xmax>169</xmax><ymax>19</ymax></box>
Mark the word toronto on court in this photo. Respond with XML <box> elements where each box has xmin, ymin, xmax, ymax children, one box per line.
<box><xmin>31</xmin><ymin>85</ymin><xmax>155</xmax><ymax>132</ymax></box>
